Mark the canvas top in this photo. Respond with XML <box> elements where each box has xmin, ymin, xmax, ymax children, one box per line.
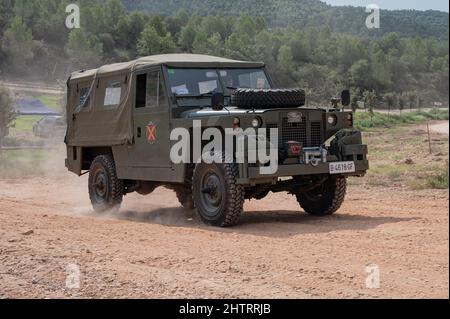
<box><xmin>70</xmin><ymin>54</ymin><xmax>265</xmax><ymax>81</ymax></box>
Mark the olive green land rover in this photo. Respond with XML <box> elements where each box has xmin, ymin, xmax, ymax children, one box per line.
<box><xmin>65</xmin><ymin>54</ymin><xmax>368</xmax><ymax>227</ymax></box>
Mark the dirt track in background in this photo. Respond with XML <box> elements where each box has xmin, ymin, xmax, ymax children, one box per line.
<box><xmin>0</xmin><ymin>173</ymin><xmax>448</xmax><ymax>299</ymax></box>
<box><xmin>430</xmin><ymin>122</ymin><xmax>449</xmax><ymax>135</ymax></box>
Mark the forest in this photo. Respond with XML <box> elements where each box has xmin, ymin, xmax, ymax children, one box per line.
<box><xmin>0</xmin><ymin>0</ymin><xmax>448</xmax><ymax>107</ymax></box>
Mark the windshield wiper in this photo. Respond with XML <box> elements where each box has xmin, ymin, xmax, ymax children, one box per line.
<box><xmin>199</xmin><ymin>89</ymin><xmax>218</xmax><ymax>97</ymax></box>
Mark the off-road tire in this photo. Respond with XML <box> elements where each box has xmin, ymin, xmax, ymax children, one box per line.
<box><xmin>88</xmin><ymin>155</ymin><xmax>124</xmax><ymax>213</ymax></box>
<box><xmin>295</xmin><ymin>176</ymin><xmax>347</xmax><ymax>216</ymax></box>
<box><xmin>175</xmin><ymin>186</ymin><xmax>195</xmax><ymax>210</ymax></box>
<box><xmin>175</xmin><ymin>165</ymin><xmax>195</xmax><ymax>210</ymax></box>
<box><xmin>231</xmin><ymin>88</ymin><xmax>306</xmax><ymax>109</ymax></box>
<box><xmin>192</xmin><ymin>161</ymin><xmax>245</xmax><ymax>227</ymax></box>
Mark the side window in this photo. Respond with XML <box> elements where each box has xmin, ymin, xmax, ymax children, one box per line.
<box><xmin>147</xmin><ymin>72</ymin><xmax>166</xmax><ymax>107</ymax></box>
<box><xmin>135</xmin><ymin>74</ymin><xmax>147</xmax><ymax>108</ymax></box>
<box><xmin>104</xmin><ymin>81</ymin><xmax>122</xmax><ymax>107</ymax></box>
<box><xmin>134</xmin><ymin>71</ymin><xmax>167</xmax><ymax>108</ymax></box>
<box><xmin>79</xmin><ymin>86</ymin><xmax>91</xmax><ymax>109</ymax></box>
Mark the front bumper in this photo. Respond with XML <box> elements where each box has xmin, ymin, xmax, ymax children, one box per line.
<box><xmin>237</xmin><ymin>143</ymin><xmax>369</xmax><ymax>185</ymax></box>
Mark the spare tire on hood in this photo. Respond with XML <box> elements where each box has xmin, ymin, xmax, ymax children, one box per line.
<box><xmin>231</xmin><ymin>88</ymin><xmax>306</xmax><ymax>109</ymax></box>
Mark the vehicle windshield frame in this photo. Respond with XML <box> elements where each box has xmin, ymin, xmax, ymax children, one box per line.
<box><xmin>165</xmin><ymin>67</ymin><xmax>272</xmax><ymax>100</ymax></box>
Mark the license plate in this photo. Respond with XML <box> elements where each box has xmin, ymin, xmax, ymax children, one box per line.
<box><xmin>329</xmin><ymin>161</ymin><xmax>355</xmax><ymax>174</ymax></box>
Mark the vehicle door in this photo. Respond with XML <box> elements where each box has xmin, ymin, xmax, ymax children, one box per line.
<box><xmin>128</xmin><ymin>67</ymin><xmax>171</xmax><ymax>169</ymax></box>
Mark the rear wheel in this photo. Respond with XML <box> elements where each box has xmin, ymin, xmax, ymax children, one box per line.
<box><xmin>295</xmin><ymin>176</ymin><xmax>347</xmax><ymax>216</ymax></box>
<box><xmin>192</xmin><ymin>161</ymin><xmax>244</xmax><ymax>227</ymax></box>
<box><xmin>88</xmin><ymin>155</ymin><xmax>124</xmax><ymax>212</ymax></box>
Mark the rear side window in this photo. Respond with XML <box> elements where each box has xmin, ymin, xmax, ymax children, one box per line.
<box><xmin>135</xmin><ymin>71</ymin><xmax>166</xmax><ymax>108</ymax></box>
<box><xmin>78</xmin><ymin>86</ymin><xmax>91</xmax><ymax>109</ymax></box>
<box><xmin>104</xmin><ymin>81</ymin><xmax>122</xmax><ymax>107</ymax></box>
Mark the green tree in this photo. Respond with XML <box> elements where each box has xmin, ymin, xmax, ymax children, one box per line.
<box><xmin>137</xmin><ymin>25</ymin><xmax>176</xmax><ymax>56</ymax></box>
<box><xmin>384</xmin><ymin>93</ymin><xmax>397</xmax><ymax>115</ymax></box>
<box><xmin>364</xmin><ymin>90</ymin><xmax>377</xmax><ymax>115</ymax></box>
<box><xmin>398</xmin><ymin>94</ymin><xmax>405</xmax><ymax>115</ymax></box>
<box><xmin>65</xmin><ymin>28</ymin><xmax>103</xmax><ymax>69</ymax></box>
<box><xmin>117</xmin><ymin>12</ymin><xmax>145</xmax><ymax>52</ymax></box>
<box><xmin>104</xmin><ymin>0</ymin><xmax>126</xmax><ymax>33</ymax></box>
<box><xmin>407</xmin><ymin>92</ymin><xmax>417</xmax><ymax>111</ymax></box>
<box><xmin>164</xmin><ymin>10</ymin><xmax>189</xmax><ymax>37</ymax></box>
<box><xmin>349</xmin><ymin>59</ymin><xmax>372</xmax><ymax>89</ymax></box>
<box><xmin>371</xmin><ymin>50</ymin><xmax>392</xmax><ymax>90</ymax></box>
<box><xmin>277</xmin><ymin>45</ymin><xmax>294</xmax><ymax>71</ymax></box>
<box><xmin>0</xmin><ymin>87</ymin><xmax>16</xmax><ymax>146</ymax></box>
<box><xmin>350</xmin><ymin>95</ymin><xmax>358</xmax><ymax>113</ymax></box>
<box><xmin>178</xmin><ymin>22</ymin><xmax>197</xmax><ymax>52</ymax></box>
<box><xmin>149</xmin><ymin>16</ymin><xmax>167</xmax><ymax>37</ymax></box>
<box><xmin>235</xmin><ymin>14</ymin><xmax>257</xmax><ymax>38</ymax></box>
<box><xmin>0</xmin><ymin>0</ymin><xmax>14</xmax><ymax>32</ymax></box>
<box><xmin>1</xmin><ymin>16</ymin><xmax>36</xmax><ymax>72</ymax></box>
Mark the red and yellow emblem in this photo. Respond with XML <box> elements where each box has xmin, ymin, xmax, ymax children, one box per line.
<box><xmin>146</xmin><ymin>122</ymin><xmax>157</xmax><ymax>144</ymax></box>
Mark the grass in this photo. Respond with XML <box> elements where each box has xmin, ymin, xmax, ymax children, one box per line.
<box><xmin>354</xmin><ymin>109</ymin><xmax>449</xmax><ymax>130</ymax></box>
<box><xmin>0</xmin><ymin>149</ymin><xmax>49</xmax><ymax>177</ymax></box>
<box><xmin>0</xmin><ymin>147</ymin><xmax>66</xmax><ymax>178</ymax></box>
<box><xmin>358</xmin><ymin>119</ymin><xmax>449</xmax><ymax>190</ymax></box>
<box><xmin>425</xmin><ymin>164</ymin><xmax>449</xmax><ymax>189</ymax></box>
<box><xmin>10</xmin><ymin>115</ymin><xmax>42</xmax><ymax>132</ymax></box>
<box><xmin>30</xmin><ymin>93</ymin><xmax>63</xmax><ymax>112</ymax></box>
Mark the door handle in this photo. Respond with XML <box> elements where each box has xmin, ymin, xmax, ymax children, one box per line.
<box><xmin>137</xmin><ymin>127</ymin><xmax>142</xmax><ymax>138</ymax></box>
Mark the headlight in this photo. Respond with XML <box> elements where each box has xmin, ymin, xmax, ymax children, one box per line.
<box><xmin>251</xmin><ymin>117</ymin><xmax>262</xmax><ymax>128</ymax></box>
<box><xmin>327</xmin><ymin>115</ymin><xmax>338</xmax><ymax>126</ymax></box>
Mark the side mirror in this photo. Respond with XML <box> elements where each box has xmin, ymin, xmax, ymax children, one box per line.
<box><xmin>211</xmin><ymin>92</ymin><xmax>224</xmax><ymax>111</ymax></box>
<box><xmin>341</xmin><ymin>90</ymin><xmax>350</xmax><ymax>107</ymax></box>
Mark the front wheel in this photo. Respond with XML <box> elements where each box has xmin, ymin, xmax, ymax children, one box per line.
<box><xmin>88</xmin><ymin>155</ymin><xmax>124</xmax><ymax>212</ymax></box>
<box><xmin>295</xmin><ymin>176</ymin><xmax>347</xmax><ymax>216</ymax></box>
<box><xmin>192</xmin><ymin>162</ymin><xmax>245</xmax><ymax>227</ymax></box>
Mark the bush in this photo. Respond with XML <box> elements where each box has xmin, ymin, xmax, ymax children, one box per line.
<box><xmin>354</xmin><ymin>109</ymin><xmax>449</xmax><ymax>130</ymax></box>
<box><xmin>426</xmin><ymin>163</ymin><xmax>449</xmax><ymax>189</ymax></box>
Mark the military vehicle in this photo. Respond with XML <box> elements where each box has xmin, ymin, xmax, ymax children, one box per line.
<box><xmin>65</xmin><ymin>54</ymin><xmax>368</xmax><ymax>227</ymax></box>
<box><xmin>33</xmin><ymin>116</ymin><xmax>66</xmax><ymax>138</ymax></box>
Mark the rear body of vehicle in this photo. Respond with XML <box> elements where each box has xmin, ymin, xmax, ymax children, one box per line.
<box><xmin>65</xmin><ymin>54</ymin><xmax>369</xmax><ymax>227</ymax></box>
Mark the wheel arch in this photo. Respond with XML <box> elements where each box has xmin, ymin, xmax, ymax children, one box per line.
<box><xmin>81</xmin><ymin>146</ymin><xmax>114</xmax><ymax>171</ymax></box>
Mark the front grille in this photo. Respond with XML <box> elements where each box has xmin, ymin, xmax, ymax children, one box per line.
<box><xmin>310</xmin><ymin>122</ymin><xmax>322</xmax><ymax>147</ymax></box>
<box><xmin>280</xmin><ymin>117</ymin><xmax>323</xmax><ymax>147</ymax></box>
<box><xmin>282</xmin><ymin>117</ymin><xmax>307</xmax><ymax>146</ymax></box>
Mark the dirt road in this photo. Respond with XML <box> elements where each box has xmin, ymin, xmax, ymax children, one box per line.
<box><xmin>0</xmin><ymin>81</ymin><xmax>64</xmax><ymax>95</ymax></box>
<box><xmin>430</xmin><ymin>121</ymin><xmax>449</xmax><ymax>135</ymax></box>
<box><xmin>0</xmin><ymin>173</ymin><xmax>448</xmax><ymax>299</ymax></box>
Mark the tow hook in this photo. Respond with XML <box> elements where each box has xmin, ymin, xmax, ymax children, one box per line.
<box><xmin>302</xmin><ymin>147</ymin><xmax>328</xmax><ymax>166</ymax></box>
<box><xmin>310</xmin><ymin>158</ymin><xmax>320</xmax><ymax>167</ymax></box>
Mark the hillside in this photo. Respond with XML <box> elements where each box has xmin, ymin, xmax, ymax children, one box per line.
<box><xmin>0</xmin><ymin>0</ymin><xmax>448</xmax><ymax>107</ymax></box>
<box><xmin>122</xmin><ymin>0</ymin><xmax>449</xmax><ymax>39</ymax></box>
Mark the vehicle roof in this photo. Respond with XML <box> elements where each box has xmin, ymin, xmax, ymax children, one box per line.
<box><xmin>70</xmin><ymin>54</ymin><xmax>265</xmax><ymax>81</ymax></box>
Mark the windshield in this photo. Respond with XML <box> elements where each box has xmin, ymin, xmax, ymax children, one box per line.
<box><xmin>166</xmin><ymin>68</ymin><xmax>271</xmax><ymax>97</ymax></box>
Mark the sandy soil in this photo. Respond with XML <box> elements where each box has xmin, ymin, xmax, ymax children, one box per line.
<box><xmin>0</xmin><ymin>172</ymin><xmax>448</xmax><ymax>299</ymax></box>
<box><xmin>430</xmin><ymin>122</ymin><xmax>449</xmax><ymax>135</ymax></box>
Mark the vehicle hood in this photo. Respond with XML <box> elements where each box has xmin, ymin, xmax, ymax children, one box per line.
<box><xmin>179</xmin><ymin>107</ymin><xmax>328</xmax><ymax>118</ymax></box>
